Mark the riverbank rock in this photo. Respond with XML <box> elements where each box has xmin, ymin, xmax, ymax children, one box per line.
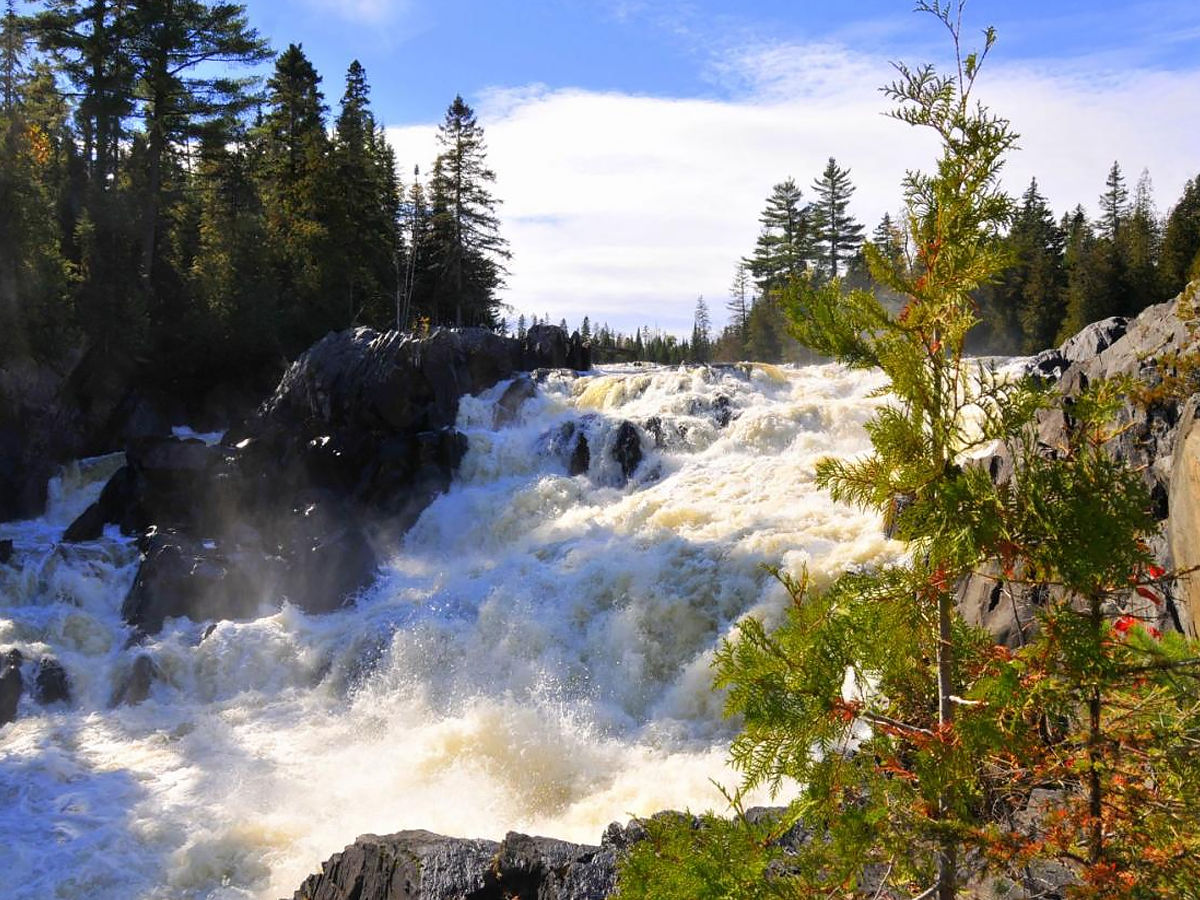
<box><xmin>958</xmin><ymin>286</ymin><xmax>1200</xmax><ymax>643</ymax></box>
<box><xmin>291</xmin><ymin>829</ymin><xmax>620</xmax><ymax>900</ymax></box>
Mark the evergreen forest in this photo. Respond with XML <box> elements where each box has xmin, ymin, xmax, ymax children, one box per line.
<box><xmin>0</xmin><ymin>0</ymin><xmax>509</xmax><ymax>401</ymax></box>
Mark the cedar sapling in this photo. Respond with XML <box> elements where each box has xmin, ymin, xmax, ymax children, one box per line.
<box><xmin>616</xmin><ymin>2</ymin><xmax>1200</xmax><ymax>898</ymax></box>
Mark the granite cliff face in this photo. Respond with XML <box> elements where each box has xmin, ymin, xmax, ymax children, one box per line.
<box><xmin>959</xmin><ymin>285</ymin><xmax>1200</xmax><ymax>645</ymax></box>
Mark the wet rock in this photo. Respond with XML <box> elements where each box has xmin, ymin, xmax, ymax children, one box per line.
<box><xmin>545</xmin><ymin>420</ymin><xmax>592</xmax><ymax>476</ymax></box>
<box><xmin>82</xmin><ymin>325</ymin><xmax>587</xmax><ymax>634</ymax></box>
<box><xmin>610</xmin><ymin>421</ymin><xmax>643</xmax><ymax>482</ymax></box>
<box><xmin>34</xmin><ymin>657</ymin><xmax>70</xmax><ymax>705</ymax></box>
<box><xmin>62</xmin><ymin>500</ymin><xmax>107</xmax><ymax>542</ymax></box>
<box><xmin>0</xmin><ymin>538</ymin><xmax>12</xmax><ymax>564</ymax></box>
<box><xmin>111</xmin><ymin>653</ymin><xmax>159</xmax><ymax>707</ymax></box>
<box><xmin>496</xmin><ymin>376</ymin><xmax>537</xmax><ymax>426</ymax></box>
<box><xmin>121</xmin><ymin>533</ymin><xmax>281</xmax><ymax>634</ymax></box>
<box><xmin>0</xmin><ymin>648</ymin><xmax>23</xmax><ymax>725</ymax></box>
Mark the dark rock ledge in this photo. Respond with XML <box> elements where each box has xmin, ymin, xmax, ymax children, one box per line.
<box><xmin>63</xmin><ymin>324</ymin><xmax>591</xmax><ymax>638</ymax></box>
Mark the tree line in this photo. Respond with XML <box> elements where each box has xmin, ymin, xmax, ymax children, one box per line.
<box><xmin>0</xmin><ymin>0</ymin><xmax>509</xmax><ymax>397</ymax></box>
<box><xmin>706</xmin><ymin>159</ymin><xmax>1200</xmax><ymax>363</ymax></box>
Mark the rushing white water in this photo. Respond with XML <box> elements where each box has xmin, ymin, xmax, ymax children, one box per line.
<box><xmin>0</xmin><ymin>362</ymin><xmax>899</xmax><ymax>900</ymax></box>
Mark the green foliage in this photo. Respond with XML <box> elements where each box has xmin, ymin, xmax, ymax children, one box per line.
<box><xmin>616</xmin><ymin>812</ymin><xmax>792</xmax><ymax>900</ymax></box>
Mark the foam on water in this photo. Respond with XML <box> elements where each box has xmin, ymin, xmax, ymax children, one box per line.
<box><xmin>0</xmin><ymin>361</ymin><xmax>897</xmax><ymax>899</ymax></box>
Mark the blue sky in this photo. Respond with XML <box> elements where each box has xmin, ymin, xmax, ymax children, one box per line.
<box><xmin>241</xmin><ymin>0</ymin><xmax>1200</xmax><ymax>335</ymax></box>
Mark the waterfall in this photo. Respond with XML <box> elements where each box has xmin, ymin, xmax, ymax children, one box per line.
<box><xmin>0</xmin><ymin>362</ymin><xmax>897</xmax><ymax>900</ymax></box>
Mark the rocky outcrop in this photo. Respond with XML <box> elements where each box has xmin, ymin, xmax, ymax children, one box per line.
<box><xmin>64</xmin><ymin>326</ymin><xmax>589</xmax><ymax>635</ymax></box>
<box><xmin>289</xmin><ymin>810</ymin><xmax>808</xmax><ymax>900</ymax></box>
<box><xmin>291</xmin><ymin>829</ymin><xmax>620</xmax><ymax>900</ymax></box>
<box><xmin>959</xmin><ymin>288</ymin><xmax>1200</xmax><ymax>644</ymax></box>
<box><xmin>0</xmin><ymin>345</ymin><xmax>256</xmax><ymax>524</ymax></box>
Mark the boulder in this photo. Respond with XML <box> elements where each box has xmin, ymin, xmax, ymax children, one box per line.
<box><xmin>522</xmin><ymin>324</ymin><xmax>590</xmax><ymax>372</ymax></box>
<box><xmin>110</xmin><ymin>653</ymin><xmax>159</xmax><ymax>707</ymax></box>
<box><xmin>291</xmin><ymin>810</ymin><xmax>803</xmax><ymax>900</ymax></box>
<box><xmin>1058</xmin><ymin>316</ymin><xmax>1128</xmax><ymax>364</ymax></box>
<box><xmin>34</xmin><ymin>657</ymin><xmax>70</xmax><ymax>705</ymax></box>
<box><xmin>610</xmin><ymin>421</ymin><xmax>643</xmax><ymax>482</ymax></box>
<box><xmin>0</xmin><ymin>648</ymin><xmax>23</xmax><ymax>726</ymax></box>
<box><xmin>0</xmin><ymin>538</ymin><xmax>12</xmax><ymax>564</ymax></box>
<box><xmin>74</xmin><ymin>325</ymin><xmax>591</xmax><ymax>634</ymax></box>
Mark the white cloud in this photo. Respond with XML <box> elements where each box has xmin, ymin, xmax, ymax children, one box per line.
<box><xmin>388</xmin><ymin>42</ymin><xmax>1200</xmax><ymax>337</ymax></box>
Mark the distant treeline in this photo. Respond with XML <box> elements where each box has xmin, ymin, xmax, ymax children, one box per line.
<box><xmin>0</xmin><ymin>0</ymin><xmax>508</xmax><ymax>396</ymax></box>
<box><xmin>585</xmin><ymin>160</ymin><xmax>1200</xmax><ymax>365</ymax></box>
<box><xmin>4</xmin><ymin>0</ymin><xmax>1200</xmax><ymax>386</ymax></box>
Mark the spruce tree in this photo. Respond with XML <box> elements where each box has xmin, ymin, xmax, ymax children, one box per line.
<box><xmin>727</xmin><ymin>260</ymin><xmax>751</xmax><ymax>347</ymax></box>
<box><xmin>810</xmin><ymin>156</ymin><xmax>864</xmax><ymax>280</ymax></box>
<box><xmin>1099</xmin><ymin>160</ymin><xmax>1129</xmax><ymax>242</ymax></box>
<box><xmin>1058</xmin><ymin>206</ymin><xmax>1119</xmax><ymax>341</ymax></box>
<box><xmin>691</xmin><ymin>296</ymin><xmax>711</xmax><ymax>362</ymax></box>
<box><xmin>425</xmin><ymin>94</ymin><xmax>509</xmax><ymax>328</ymax></box>
<box><xmin>256</xmin><ymin>43</ymin><xmax>331</xmax><ymax>350</ymax></box>
<box><xmin>1119</xmin><ymin>168</ymin><xmax>1161</xmax><ymax>315</ymax></box>
<box><xmin>330</xmin><ymin>61</ymin><xmax>401</xmax><ymax>330</ymax></box>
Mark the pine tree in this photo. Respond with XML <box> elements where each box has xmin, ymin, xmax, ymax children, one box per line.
<box><xmin>746</xmin><ymin>178</ymin><xmax>811</xmax><ymax>297</ymax></box>
<box><xmin>33</xmin><ymin>0</ymin><xmax>135</xmax><ymax>192</ymax></box>
<box><xmin>425</xmin><ymin>94</ymin><xmax>510</xmax><ymax>327</ymax></box>
<box><xmin>810</xmin><ymin>156</ymin><xmax>864</xmax><ymax>280</ymax></box>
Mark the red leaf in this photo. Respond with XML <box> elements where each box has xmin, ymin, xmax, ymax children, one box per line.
<box><xmin>1136</xmin><ymin>585</ymin><xmax>1163</xmax><ymax>606</ymax></box>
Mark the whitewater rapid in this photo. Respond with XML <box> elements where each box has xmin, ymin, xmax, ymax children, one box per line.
<box><xmin>0</xmin><ymin>362</ymin><xmax>897</xmax><ymax>899</ymax></box>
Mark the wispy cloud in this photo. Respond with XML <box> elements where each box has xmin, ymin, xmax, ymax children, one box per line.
<box><xmin>388</xmin><ymin>39</ymin><xmax>1200</xmax><ymax>336</ymax></box>
<box><xmin>301</xmin><ymin>0</ymin><xmax>414</xmax><ymax>25</ymax></box>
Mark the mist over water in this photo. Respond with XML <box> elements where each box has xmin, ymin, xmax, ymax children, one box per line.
<box><xmin>0</xmin><ymin>362</ymin><xmax>897</xmax><ymax>900</ymax></box>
